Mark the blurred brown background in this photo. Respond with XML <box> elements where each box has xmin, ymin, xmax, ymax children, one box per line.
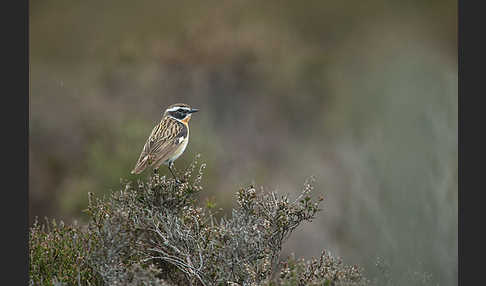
<box><xmin>30</xmin><ymin>0</ymin><xmax>457</xmax><ymax>285</ymax></box>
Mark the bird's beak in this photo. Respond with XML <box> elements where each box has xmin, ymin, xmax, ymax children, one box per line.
<box><xmin>189</xmin><ymin>108</ymin><xmax>199</xmax><ymax>113</ymax></box>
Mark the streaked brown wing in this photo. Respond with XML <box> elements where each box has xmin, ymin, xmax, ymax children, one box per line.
<box><xmin>131</xmin><ymin>117</ymin><xmax>183</xmax><ymax>174</ymax></box>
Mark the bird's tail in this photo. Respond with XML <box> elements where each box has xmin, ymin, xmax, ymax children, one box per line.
<box><xmin>131</xmin><ymin>155</ymin><xmax>149</xmax><ymax>174</ymax></box>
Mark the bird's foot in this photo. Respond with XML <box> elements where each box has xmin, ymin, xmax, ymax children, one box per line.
<box><xmin>173</xmin><ymin>177</ymin><xmax>187</xmax><ymax>185</ymax></box>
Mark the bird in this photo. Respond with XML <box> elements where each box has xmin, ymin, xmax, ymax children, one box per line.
<box><xmin>131</xmin><ymin>103</ymin><xmax>199</xmax><ymax>181</ymax></box>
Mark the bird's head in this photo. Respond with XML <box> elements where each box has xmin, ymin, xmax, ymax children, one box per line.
<box><xmin>164</xmin><ymin>103</ymin><xmax>199</xmax><ymax>123</ymax></box>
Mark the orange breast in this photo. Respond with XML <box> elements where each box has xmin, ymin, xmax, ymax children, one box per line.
<box><xmin>181</xmin><ymin>115</ymin><xmax>191</xmax><ymax>124</ymax></box>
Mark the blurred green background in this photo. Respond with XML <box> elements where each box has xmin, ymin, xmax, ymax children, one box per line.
<box><xmin>30</xmin><ymin>0</ymin><xmax>457</xmax><ymax>285</ymax></box>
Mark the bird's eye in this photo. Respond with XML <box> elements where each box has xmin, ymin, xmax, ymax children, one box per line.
<box><xmin>178</xmin><ymin>109</ymin><xmax>185</xmax><ymax>113</ymax></box>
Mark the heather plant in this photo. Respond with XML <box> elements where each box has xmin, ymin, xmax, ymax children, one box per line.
<box><xmin>30</xmin><ymin>155</ymin><xmax>369</xmax><ymax>285</ymax></box>
<box><xmin>29</xmin><ymin>218</ymin><xmax>102</xmax><ymax>285</ymax></box>
<box><xmin>277</xmin><ymin>251</ymin><xmax>368</xmax><ymax>286</ymax></box>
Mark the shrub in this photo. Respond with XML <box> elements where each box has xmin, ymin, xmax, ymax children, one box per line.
<box><xmin>277</xmin><ymin>251</ymin><xmax>368</xmax><ymax>286</ymax></box>
<box><xmin>30</xmin><ymin>155</ymin><xmax>368</xmax><ymax>285</ymax></box>
<box><xmin>29</xmin><ymin>218</ymin><xmax>102</xmax><ymax>285</ymax></box>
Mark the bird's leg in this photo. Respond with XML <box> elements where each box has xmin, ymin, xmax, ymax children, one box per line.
<box><xmin>168</xmin><ymin>162</ymin><xmax>180</xmax><ymax>184</ymax></box>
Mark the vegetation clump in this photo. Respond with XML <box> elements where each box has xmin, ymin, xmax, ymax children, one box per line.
<box><xmin>30</xmin><ymin>156</ymin><xmax>368</xmax><ymax>285</ymax></box>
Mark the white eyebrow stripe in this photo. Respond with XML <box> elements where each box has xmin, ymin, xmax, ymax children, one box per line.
<box><xmin>166</xmin><ymin>106</ymin><xmax>190</xmax><ymax>112</ymax></box>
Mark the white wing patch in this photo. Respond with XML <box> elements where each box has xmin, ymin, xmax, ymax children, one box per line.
<box><xmin>166</xmin><ymin>135</ymin><xmax>189</xmax><ymax>164</ymax></box>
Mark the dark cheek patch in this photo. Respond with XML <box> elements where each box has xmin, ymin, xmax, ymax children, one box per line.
<box><xmin>169</xmin><ymin>111</ymin><xmax>185</xmax><ymax>120</ymax></box>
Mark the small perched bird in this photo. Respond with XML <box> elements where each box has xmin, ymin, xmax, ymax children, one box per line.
<box><xmin>131</xmin><ymin>103</ymin><xmax>199</xmax><ymax>181</ymax></box>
